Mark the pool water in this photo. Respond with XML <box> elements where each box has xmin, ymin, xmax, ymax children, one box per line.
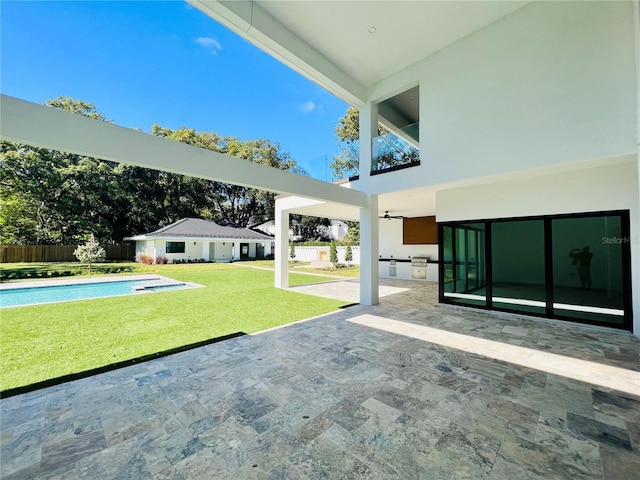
<box><xmin>0</xmin><ymin>277</ymin><xmax>191</xmax><ymax>308</ymax></box>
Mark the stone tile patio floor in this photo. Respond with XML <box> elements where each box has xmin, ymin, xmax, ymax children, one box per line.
<box><xmin>2</xmin><ymin>279</ymin><xmax>639</xmax><ymax>479</ymax></box>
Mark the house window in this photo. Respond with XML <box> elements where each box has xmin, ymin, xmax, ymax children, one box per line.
<box><xmin>166</xmin><ymin>242</ymin><xmax>185</xmax><ymax>254</ymax></box>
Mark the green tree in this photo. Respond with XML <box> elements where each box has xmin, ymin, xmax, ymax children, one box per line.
<box><xmin>0</xmin><ymin>97</ymin><xmax>137</xmax><ymax>245</ymax></box>
<box><xmin>46</xmin><ymin>96</ymin><xmax>112</xmax><ymax>122</ymax></box>
<box><xmin>330</xmin><ymin>241</ymin><xmax>338</xmax><ymax>267</ymax></box>
<box><xmin>151</xmin><ymin>126</ymin><xmax>298</xmax><ymax>227</ymax></box>
<box><xmin>289</xmin><ymin>242</ymin><xmax>296</xmax><ymax>260</ymax></box>
<box><xmin>344</xmin><ymin>244</ymin><xmax>353</xmax><ymax>267</ymax></box>
<box><xmin>73</xmin><ymin>235</ymin><xmax>106</xmax><ymax>274</ymax></box>
<box><xmin>343</xmin><ymin>221</ymin><xmax>360</xmax><ymax>245</ymax></box>
<box><xmin>291</xmin><ymin>215</ymin><xmax>331</xmax><ymax>242</ymax></box>
<box><xmin>1</xmin><ymin>97</ymin><xmax>305</xmax><ymax>245</ymax></box>
<box><xmin>331</xmin><ymin>107</ymin><xmax>387</xmax><ymax>180</ymax></box>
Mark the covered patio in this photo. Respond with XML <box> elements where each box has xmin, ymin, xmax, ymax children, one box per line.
<box><xmin>2</xmin><ymin>280</ymin><xmax>638</xmax><ymax>479</ymax></box>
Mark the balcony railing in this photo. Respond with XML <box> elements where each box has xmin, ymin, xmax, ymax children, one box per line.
<box><xmin>372</xmin><ymin>124</ymin><xmax>420</xmax><ymax>174</ymax></box>
<box><xmin>295</xmin><ymin>123</ymin><xmax>419</xmax><ymax>183</ymax></box>
<box><xmin>296</xmin><ymin>147</ymin><xmax>359</xmax><ymax>183</ymax></box>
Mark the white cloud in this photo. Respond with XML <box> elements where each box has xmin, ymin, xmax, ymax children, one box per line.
<box><xmin>300</xmin><ymin>100</ymin><xmax>316</xmax><ymax>114</ymax></box>
<box><xmin>194</xmin><ymin>37</ymin><xmax>223</xmax><ymax>55</ymax></box>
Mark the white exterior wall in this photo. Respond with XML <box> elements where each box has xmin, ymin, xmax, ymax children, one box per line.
<box><xmin>135</xmin><ymin>241</ymin><xmax>155</xmax><ymax>261</ymax></box>
<box><xmin>134</xmin><ymin>239</ymin><xmax>271</xmax><ymax>263</ymax></box>
<box><xmin>155</xmin><ymin>240</ymin><xmax>166</xmax><ymax>257</ymax></box>
<box><xmin>290</xmin><ymin>246</ymin><xmax>361</xmax><ymax>264</ymax></box>
<box><xmin>367</xmin><ymin>1</ymin><xmax>636</xmax><ymax>195</ymax></box>
<box><xmin>435</xmin><ymin>160</ymin><xmax>637</xmax><ymax>223</ymax></box>
<box><xmin>213</xmin><ymin>241</ymin><xmax>233</xmax><ymax>262</ymax></box>
<box><xmin>157</xmin><ymin>240</ymin><xmax>202</xmax><ymax>262</ymax></box>
<box><xmin>290</xmin><ymin>246</ymin><xmax>320</xmax><ymax>262</ymax></box>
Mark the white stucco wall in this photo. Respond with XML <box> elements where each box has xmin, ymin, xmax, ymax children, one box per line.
<box><xmin>134</xmin><ymin>239</ymin><xmax>272</xmax><ymax>263</ymax></box>
<box><xmin>366</xmin><ymin>0</ymin><xmax>637</xmax><ymax>195</ymax></box>
<box><xmin>435</xmin><ymin>159</ymin><xmax>637</xmax><ymax>223</ymax></box>
<box><xmin>290</xmin><ymin>246</ymin><xmax>361</xmax><ymax>264</ymax></box>
<box><xmin>214</xmin><ymin>242</ymin><xmax>233</xmax><ymax>262</ymax></box>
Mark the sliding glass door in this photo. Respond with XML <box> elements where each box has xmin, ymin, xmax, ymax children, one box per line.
<box><xmin>442</xmin><ymin>223</ymin><xmax>486</xmax><ymax>307</ymax></box>
<box><xmin>551</xmin><ymin>215</ymin><xmax>627</xmax><ymax>327</ymax></box>
<box><xmin>439</xmin><ymin>211</ymin><xmax>631</xmax><ymax>330</ymax></box>
<box><xmin>491</xmin><ymin>220</ymin><xmax>546</xmax><ymax>315</ymax></box>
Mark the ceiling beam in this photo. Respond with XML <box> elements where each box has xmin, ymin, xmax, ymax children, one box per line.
<box><xmin>0</xmin><ymin>95</ymin><xmax>366</xmax><ymax>208</ymax></box>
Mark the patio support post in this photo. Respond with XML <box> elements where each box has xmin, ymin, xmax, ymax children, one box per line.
<box><xmin>359</xmin><ymin>100</ymin><xmax>379</xmax><ymax>306</ymax></box>
<box><xmin>360</xmin><ymin>194</ymin><xmax>380</xmax><ymax>306</ymax></box>
<box><xmin>275</xmin><ymin>204</ymin><xmax>289</xmax><ymax>289</ymax></box>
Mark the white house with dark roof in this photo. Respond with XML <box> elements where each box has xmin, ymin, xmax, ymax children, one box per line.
<box><xmin>126</xmin><ymin>218</ymin><xmax>274</xmax><ymax>263</ymax></box>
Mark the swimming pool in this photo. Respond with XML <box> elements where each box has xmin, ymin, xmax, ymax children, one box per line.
<box><xmin>0</xmin><ymin>275</ymin><xmax>196</xmax><ymax>308</ymax></box>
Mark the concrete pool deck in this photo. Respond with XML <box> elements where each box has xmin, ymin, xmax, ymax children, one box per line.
<box><xmin>1</xmin><ymin>278</ymin><xmax>639</xmax><ymax>479</ymax></box>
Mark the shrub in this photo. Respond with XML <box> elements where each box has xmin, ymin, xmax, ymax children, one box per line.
<box><xmin>330</xmin><ymin>241</ymin><xmax>338</xmax><ymax>267</ymax></box>
<box><xmin>74</xmin><ymin>236</ymin><xmax>106</xmax><ymax>274</ymax></box>
<box><xmin>139</xmin><ymin>254</ymin><xmax>154</xmax><ymax>265</ymax></box>
<box><xmin>345</xmin><ymin>244</ymin><xmax>353</xmax><ymax>267</ymax></box>
<box><xmin>155</xmin><ymin>256</ymin><xmax>168</xmax><ymax>265</ymax></box>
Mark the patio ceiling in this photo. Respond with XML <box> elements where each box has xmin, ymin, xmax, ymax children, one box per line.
<box><xmin>190</xmin><ymin>0</ymin><xmax>530</xmax><ymax>104</ymax></box>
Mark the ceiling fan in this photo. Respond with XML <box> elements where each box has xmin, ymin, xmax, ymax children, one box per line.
<box><xmin>379</xmin><ymin>211</ymin><xmax>404</xmax><ymax>220</ymax></box>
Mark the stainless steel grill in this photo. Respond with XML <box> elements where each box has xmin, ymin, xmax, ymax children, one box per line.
<box><xmin>411</xmin><ymin>256</ymin><xmax>428</xmax><ymax>280</ymax></box>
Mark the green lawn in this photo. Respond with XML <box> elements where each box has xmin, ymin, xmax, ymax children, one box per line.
<box><xmin>0</xmin><ymin>263</ymin><xmax>348</xmax><ymax>392</ymax></box>
<box><xmin>236</xmin><ymin>260</ymin><xmax>361</xmax><ymax>278</ymax></box>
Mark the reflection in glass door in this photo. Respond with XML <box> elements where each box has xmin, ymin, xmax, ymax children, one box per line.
<box><xmin>551</xmin><ymin>215</ymin><xmax>627</xmax><ymax>327</ymax></box>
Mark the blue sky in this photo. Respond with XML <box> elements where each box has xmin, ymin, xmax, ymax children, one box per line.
<box><xmin>0</xmin><ymin>1</ymin><xmax>348</xmax><ymax>180</ymax></box>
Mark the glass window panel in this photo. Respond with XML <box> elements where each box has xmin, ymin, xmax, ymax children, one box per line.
<box><xmin>166</xmin><ymin>242</ymin><xmax>185</xmax><ymax>254</ymax></box>
<box><xmin>491</xmin><ymin>220</ymin><xmax>546</xmax><ymax>315</ymax></box>
<box><xmin>444</xmin><ymin>223</ymin><xmax>486</xmax><ymax>307</ymax></box>
<box><xmin>443</xmin><ymin>226</ymin><xmax>454</xmax><ymax>294</ymax></box>
<box><xmin>552</xmin><ymin>215</ymin><xmax>625</xmax><ymax>326</ymax></box>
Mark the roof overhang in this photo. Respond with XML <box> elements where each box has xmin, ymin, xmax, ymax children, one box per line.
<box><xmin>126</xmin><ymin>235</ymin><xmax>273</xmax><ymax>242</ymax></box>
<box><xmin>189</xmin><ymin>1</ymin><xmax>530</xmax><ymax>105</ymax></box>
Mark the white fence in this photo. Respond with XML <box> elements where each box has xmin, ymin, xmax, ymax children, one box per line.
<box><xmin>290</xmin><ymin>245</ymin><xmax>360</xmax><ymax>265</ymax></box>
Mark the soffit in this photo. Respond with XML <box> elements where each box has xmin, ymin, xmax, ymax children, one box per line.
<box><xmin>253</xmin><ymin>1</ymin><xmax>530</xmax><ymax>89</ymax></box>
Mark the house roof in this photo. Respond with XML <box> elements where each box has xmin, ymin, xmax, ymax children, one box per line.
<box><xmin>127</xmin><ymin>218</ymin><xmax>274</xmax><ymax>242</ymax></box>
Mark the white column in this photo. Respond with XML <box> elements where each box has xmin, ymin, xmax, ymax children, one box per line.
<box><xmin>275</xmin><ymin>203</ymin><xmax>289</xmax><ymax>289</ymax></box>
<box><xmin>358</xmin><ymin>101</ymin><xmax>378</xmax><ymax>178</ymax></box>
<box><xmin>358</xmin><ymin>100</ymin><xmax>379</xmax><ymax>305</ymax></box>
<box><xmin>202</xmin><ymin>242</ymin><xmax>209</xmax><ymax>261</ymax></box>
<box><xmin>360</xmin><ymin>194</ymin><xmax>380</xmax><ymax>305</ymax></box>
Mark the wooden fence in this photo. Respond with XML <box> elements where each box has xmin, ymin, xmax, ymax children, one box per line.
<box><xmin>0</xmin><ymin>244</ymin><xmax>136</xmax><ymax>263</ymax></box>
